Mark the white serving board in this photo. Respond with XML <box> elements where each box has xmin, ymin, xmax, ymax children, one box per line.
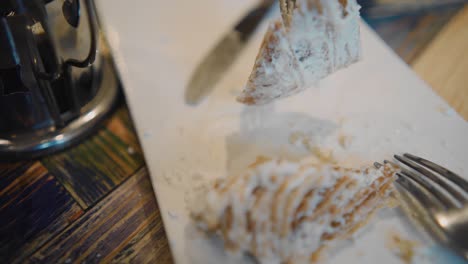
<box><xmin>96</xmin><ymin>1</ymin><xmax>468</xmax><ymax>263</ymax></box>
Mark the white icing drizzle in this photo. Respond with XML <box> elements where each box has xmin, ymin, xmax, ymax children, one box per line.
<box><xmin>239</xmin><ymin>0</ymin><xmax>362</xmax><ymax>105</ymax></box>
<box><xmin>192</xmin><ymin>157</ymin><xmax>397</xmax><ymax>263</ymax></box>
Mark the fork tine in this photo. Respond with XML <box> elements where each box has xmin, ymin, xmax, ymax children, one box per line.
<box><xmin>404</xmin><ymin>153</ymin><xmax>468</xmax><ymax>192</ymax></box>
<box><xmin>395</xmin><ymin>174</ymin><xmax>438</xmax><ymax>210</ymax></box>
<box><xmin>394</xmin><ymin>155</ymin><xmax>468</xmax><ymax>203</ymax></box>
<box><xmin>398</xmin><ymin>169</ymin><xmax>457</xmax><ymax>209</ymax></box>
<box><xmin>384</xmin><ymin>159</ymin><xmax>457</xmax><ymax>208</ymax></box>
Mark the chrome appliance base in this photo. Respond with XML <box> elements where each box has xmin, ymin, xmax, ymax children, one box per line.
<box><xmin>0</xmin><ymin>55</ymin><xmax>119</xmax><ymax>161</ymax></box>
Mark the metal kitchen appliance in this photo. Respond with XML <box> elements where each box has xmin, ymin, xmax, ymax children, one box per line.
<box><xmin>0</xmin><ymin>0</ymin><xmax>120</xmax><ymax>159</ymax></box>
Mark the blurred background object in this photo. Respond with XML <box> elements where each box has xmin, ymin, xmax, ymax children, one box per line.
<box><xmin>359</xmin><ymin>0</ymin><xmax>467</xmax><ymax>63</ymax></box>
<box><xmin>359</xmin><ymin>0</ymin><xmax>467</xmax><ymax>19</ymax></box>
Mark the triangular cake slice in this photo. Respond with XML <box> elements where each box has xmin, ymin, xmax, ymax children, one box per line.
<box><xmin>192</xmin><ymin>157</ymin><xmax>397</xmax><ymax>263</ymax></box>
<box><xmin>238</xmin><ymin>0</ymin><xmax>362</xmax><ymax>105</ymax></box>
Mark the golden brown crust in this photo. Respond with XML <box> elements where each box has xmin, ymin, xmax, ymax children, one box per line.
<box><xmin>238</xmin><ymin>21</ymin><xmax>284</xmax><ymax>105</ymax></box>
<box><xmin>236</xmin><ymin>95</ymin><xmax>256</xmax><ymax>105</ymax></box>
<box><xmin>280</xmin><ymin>0</ymin><xmax>296</xmax><ymax>28</ymax></box>
<box><xmin>305</xmin><ymin>0</ymin><xmax>323</xmax><ymax>13</ymax></box>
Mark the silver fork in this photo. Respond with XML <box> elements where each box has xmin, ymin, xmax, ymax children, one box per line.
<box><xmin>375</xmin><ymin>153</ymin><xmax>468</xmax><ymax>260</ymax></box>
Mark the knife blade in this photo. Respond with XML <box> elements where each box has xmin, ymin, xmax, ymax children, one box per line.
<box><xmin>185</xmin><ymin>0</ymin><xmax>275</xmax><ymax>105</ymax></box>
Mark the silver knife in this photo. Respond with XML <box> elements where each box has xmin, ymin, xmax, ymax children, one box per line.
<box><xmin>185</xmin><ymin>0</ymin><xmax>275</xmax><ymax>105</ymax></box>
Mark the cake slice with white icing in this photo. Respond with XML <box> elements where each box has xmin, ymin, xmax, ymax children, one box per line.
<box><xmin>191</xmin><ymin>157</ymin><xmax>397</xmax><ymax>263</ymax></box>
<box><xmin>238</xmin><ymin>0</ymin><xmax>361</xmax><ymax>105</ymax></box>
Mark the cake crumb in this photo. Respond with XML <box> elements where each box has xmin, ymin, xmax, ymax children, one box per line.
<box><xmin>127</xmin><ymin>146</ymin><xmax>136</xmax><ymax>155</ymax></box>
<box><xmin>338</xmin><ymin>134</ymin><xmax>353</xmax><ymax>149</ymax></box>
<box><xmin>437</xmin><ymin>105</ymin><xmax>457</xmax><ymax>117</ymax></box>
<box><xmin>312</xmin><ymin>147</ymin><xmax>336</xmax><ymax>164</ymax></box>
<box><xmin>288</xmin><ymin>131</ymin><xmax>334</xmax><ymax>160</ymax></box>
<box><xmin>289</xmin><ymin>131</ymin><xmax>307</xmax><ymax>146</ymax></box>
<box><xmin>386</xmin><ymin>231</ymin><xmax>418</xmax><ymax>264</ymax></box>
<box><xmin>288</xmin><ymin>131</ymin><xmax>317</xmax><ymax>153</ymax></box>
<box><xmin>385</xmin><ymin>194</ymin><xmax>400</xmax><ymax>208</ymax></box>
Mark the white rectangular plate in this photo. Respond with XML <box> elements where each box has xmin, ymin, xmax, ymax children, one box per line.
<box><xmin>97</xmin><ymin>1</ymin><xmax>468</xmax><ymax>263</ymax></box>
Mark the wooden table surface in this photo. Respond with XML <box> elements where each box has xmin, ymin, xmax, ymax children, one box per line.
<box><xmin>1</xmin><ymin>1</ymin><xmax>467</xmax><ymax>263</ymax></box>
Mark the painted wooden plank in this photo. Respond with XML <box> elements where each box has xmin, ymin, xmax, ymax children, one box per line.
<box><xmin>106</xmin><ymin>106</ymin><xmax>143</xmax><ymax>154</ymax></box>
<box><xmin>364</xmin><ymin>4</ymin><xmax>463</xmax><ymax>63</ymax></box>
<box><xmin>41</xmin><ymin>108</ymin><xmax>145</xmax><ymax>208</ymax></box>
<box><xmin>412</xmin><ymin>5</ymin><xmax>468</xmax><ymax>120</ymax></box>
<box><xmin>110</xmin><ymin>209</ymin><xmax>173</xmax><ymax>264</ymax></box>
<box><xmin>31</xmin><ymin>168</ymin><xmax>172</xmax><ymax>264</ymax></box>
<box><xmin>0</xmin><ymin>162</ymin><xmax>83</xmax><ymax>263</ymax></box>
<box><xmin>359</xmin><ymin>0</ymin><xmax>466</xmax><ymax>19</ymax></box>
